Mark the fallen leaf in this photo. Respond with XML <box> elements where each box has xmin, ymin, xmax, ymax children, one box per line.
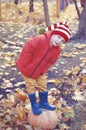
<box><xmin>16</xmin><ymin>88</ymin><xmax>27</xmax><ymax>101</ymax></box>
<box><xmin>80</xmin><ymin>57</ymin><xmax>86</xmax><ymax>63</ymax></box>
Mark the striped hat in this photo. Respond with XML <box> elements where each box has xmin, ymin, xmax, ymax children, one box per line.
<box><xmin>46</xmin><ymin>22</ymin><xmax>71</xmax><ymax>42</ymax></box>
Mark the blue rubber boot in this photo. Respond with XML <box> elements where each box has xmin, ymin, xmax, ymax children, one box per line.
<box><xmin>39</xmin><ymin>91</ymin><xmax>56</xmax><ymax>111</ymax></box>
<box><xmin>28</xmin><ymin>93</ymin><xmax>42</xmax><ymax>115</ymax></box>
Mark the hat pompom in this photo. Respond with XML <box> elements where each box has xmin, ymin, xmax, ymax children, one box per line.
<box><xmin>46</xmin><ymin>22</ymin><xmax>71</xmax><ymax>42</ymax></box>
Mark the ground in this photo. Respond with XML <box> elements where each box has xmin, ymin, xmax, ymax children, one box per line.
<box><xmin>0</xmin><ymin>1</ymin><xmax>86</xmax><ymax>130</ymax></box>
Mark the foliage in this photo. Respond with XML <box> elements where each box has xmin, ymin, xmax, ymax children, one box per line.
<box><xmin>38</xmin><ymin>27</ymin><xmax>46</xmax><ymax>34</ymax></box>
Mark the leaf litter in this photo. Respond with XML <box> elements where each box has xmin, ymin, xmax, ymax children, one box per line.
<box><xmin>0</xmin><ymin>1</ymin><xmax>86</xmax><ymax>130</ymax></box>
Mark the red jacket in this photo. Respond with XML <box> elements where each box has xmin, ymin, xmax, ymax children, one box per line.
<box><xmin>16</xmin><ymin>31</ymin><xmax>61</xmax><ymax>79</ymax></box>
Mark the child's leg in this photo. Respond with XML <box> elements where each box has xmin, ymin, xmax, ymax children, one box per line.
<box><xmin>37</xmin><ymin>74</ymin><xmax>56</xmax><ymax>111</ymax></box>
<box><xmin>22</xmin><ymin>74</ymin><xmax>37</xmax><ymax>93</ymax></box>
<box><xmin>22</xmin><ymin>74</ymin><xmax>42</xmax><ymax>115</ymax></box>
<box><xmin>37</xmin><ymin>74</ymin><xmax>47</xmax><ymax>92</ymax></box>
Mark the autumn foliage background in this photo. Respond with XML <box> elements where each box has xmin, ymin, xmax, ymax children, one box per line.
<box><xmin>0</xmin><ymin>1</ymin><xmax>86</xmax><ymax>130</ymax></box>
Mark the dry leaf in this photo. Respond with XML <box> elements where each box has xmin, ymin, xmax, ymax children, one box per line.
<box><xmin>74</xmin><ymin>44</ymin><xmax>86</xmax><ymax>49</ymax></box>
<box><xmin>16</xmin><ymin>104</ymin><xmax>26</xmax><ymax>121</ymax></box>
<box><xmin>48</xmin><ymin>78</ymin><xmax>59</xmax><ymax>85</ymax></box>
<box><xmin>81</xmin><ymin>76</ymin><xmax>86</xmax><ymax>83</ymax></box>
<box><xmin>80</xmin><ymin>57</ymin><xmax>86</xmax><ymax>63</ymax></box>
<box><xmin>16</xmin><ymin>88</ymin><xmax>27</xmax><ymax>101</ymax></box>
<box><xmin>60</xmin><ymin>123</ymin><xmax>70</xmax><ymax>130</ymax></box>
<box><xmin>79</xmin><ymin>83</ymin><xmax>86</xmax><ymax>91</ymax></box>
<box><xmin>72</xmin><ymin>66</ymin><xmax>80</xmax><ymax>75</ymax></box>
<box><xmin>64</xmin><ymin>70</ymin><xmax>72</xmax><ymax>76</ymax></box>
<box><xmin>73</xmin><ymin>89</ymin><xmax>84</xmax><ymax>101</ymax></box>
<box><xmin>48</xmin><ymin>95</ymin><xmax>55</xmax><ymax>104</ymax></box>
<box><xmin>54</xmin><ymin>78</ymin><xmax>59</xmax><ymax>85</ymax></box>
<box><xmin>49</xmin><ymin>88</ymin><xmax>60</xmax><ymax>96</ymax></box>
<box><xmin>7</xmin><ymin>95</ymin><xmax>15</xmax><ymax>103</ymax></box>
<box><xmin>62</xmin><ymin>52</ymin><xmax>74</xmax><ymax>58</ymax></box>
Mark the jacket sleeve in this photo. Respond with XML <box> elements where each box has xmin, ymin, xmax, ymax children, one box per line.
<box><xmin>17</xmin><ymin>37</ymin><xmax>40</xmax><ymax>69</ymax></box>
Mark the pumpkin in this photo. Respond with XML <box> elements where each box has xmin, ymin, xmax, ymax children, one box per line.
<box><xmin>28</xmin><ymin>109</ymin><xmax>58</xmax><ymax>130</ymax></box>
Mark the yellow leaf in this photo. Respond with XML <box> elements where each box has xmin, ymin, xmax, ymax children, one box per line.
<box><xmin>16</xmin><ymin>105</ymin><xmax>26</xmax><ymax>120</ymax></box>
<box><xmin>65</xmin><ymin>70</ymin><xmax>72</xmax><ymax>76</ymax></box>
<box><xmin>62</xmin><ymin>53</ymin><xmax>69</xmax><ymax>57</ymax></box>
<box><xmin>48</xmin><ymin>78</ymin><xmax>59</xmax><ymax>85</ymax></box>
<box><xmin>75</xmin><ymin>44</ymin><xmax>86</xmax><ymax>49</ymax></box>
<box><xmin>80</xmin><ymin>57</ymin><xmax>86</xmax><ymax>63</ymax></box>
<box><xmin>72</xmin><ymin>66</ymin><xmax>80</xmax><ymax>75</ymax></box>
<box><xmin>81</xmin><ymin>76</ymin><xmax>86</xmax><ymax>83</ymax></box>
<box><xmin>54</xmin><ymin>78</ymin><xmax>59</xmax><ymax>85</ymax></box>
<box><xmin>62</xmin><ymin>52</ymin><xmax>74</xmax><ymax>58</ymax></box>
<box><xmin>69</xmin><ymin>52</ymin><xmax>75</xmax><ymax>57</ymax></box>
<box><xmin>49</xmin><ymin>88</ymin><xmax>60</xmax><ymax>96</ymax></box>
<box><xmin>73</xmin><ymin>89</ymin><xmax>84</xmax><ymax>101</ymax></box>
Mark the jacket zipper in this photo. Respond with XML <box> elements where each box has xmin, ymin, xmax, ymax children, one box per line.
<box><xmin>29</xmin><ymin>48</ymin><xmax>51</xmax><ymax>77</ymax></box>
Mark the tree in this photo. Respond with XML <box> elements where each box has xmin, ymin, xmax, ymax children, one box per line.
<box><xmin>14</xmin><ymin>0</ymin><xmax>18</xmax><ymax>5</ymax></box>
<box><xmin>77</xmin><ymin>2</ymin><xmax>86</xmax><ymax>38</ymax></box>
<box><xmin>73</xmin><ymin>0</ymin><xmax>80</xmax><ymax>19</ymax></box>
<box><xmin>29</xmin><ymin>0</ymin><xmax>34</xmax><ymax>12</ymax></box>
<box><xmin>28</xmin><ymin>0</ymin><xmax>50</xmax><ymax>26</ymax></box>
<box><xmin>0</xmin><ymin>0</ymin><xmax>1</xmax><ymax>21</ymax></box>
<box><xmin>56</xmin><ymin>0</ymin><xmax>60</xmax><ymax>17</ymax></box>
<box><xmin>73</xmin><ymin>0</ymin><xmax>86</xmax><ymax>39</ymax></box>
<box><xmin>42</xmin><ymin>0</ymin><xmax>50</xmax><ymax>27</ymax></box>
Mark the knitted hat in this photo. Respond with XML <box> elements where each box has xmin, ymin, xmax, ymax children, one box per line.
<box><xmin>46</xmin><ymin>22</ymin><xmax>71</xmax><ymax>42</ymax></box>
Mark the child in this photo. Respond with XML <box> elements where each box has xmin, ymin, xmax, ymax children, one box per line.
<box><xmin>16</xmin><ymin>22</ymin><xmax>71</xmax><ymax>115</ymax></box>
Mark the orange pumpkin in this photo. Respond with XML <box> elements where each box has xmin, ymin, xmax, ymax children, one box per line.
<box><xmin>28</xmin><ymin>109</ymin><xmax>58</xmax><ymax>130</ymax></box>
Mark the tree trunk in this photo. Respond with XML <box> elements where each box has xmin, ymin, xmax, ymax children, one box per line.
<box><xmin>0</xmin><ymin>0</ymin><xmax>1</xmax><ymax>21</ymax></box>
<box><xmin>29</xmin><ymin>0</ymin><xmax>34</xmax><ymax>12</ymax></box>
<box><xmin>56</xmin><ymin>0</ymin><xmax>60</xmax><ymax>17</ymax></box>
<box><xmin>14</xmin><ymin>0</ymin><xmax>18</xmax><ymax>5</ymax></box>
<box><xmin>42</xmin><ymin>0</ymin><xmax>50</xmax><ymax>27</ymax></box>
<box><xmin>73</xmin><ymin>0</ymin><xmax>80</xmax><ymax>19</ymax></box>
<box><xmin>78</xmin><ymin>2</ymin><xmax>86</xmax><ymax>38</ymax></box>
